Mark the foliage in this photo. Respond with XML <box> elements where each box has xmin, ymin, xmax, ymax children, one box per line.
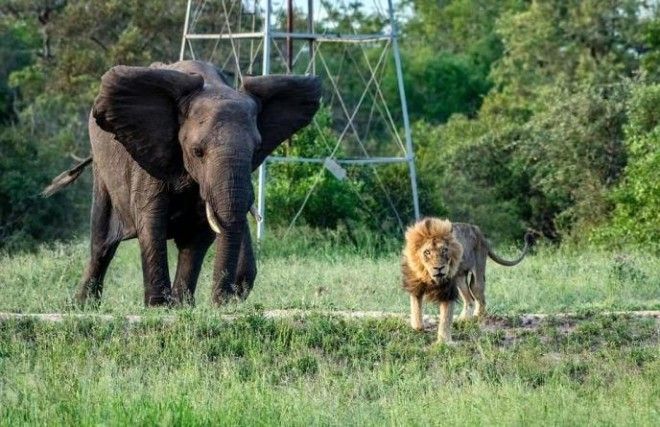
<box><xmin>0</xmin><ymin>0</ymin><xmax>184</xmax><ymax>248</ymax></box>
<box><xmin>386</xmin><ymin>48</ymin><xmax>493</xmax><ymax>123</ymax></box>
<box><xmin>384</xmin><ymin>0</ymin><xmax>529</xmax><ymax>124</ymax></box>
<box><xmin>265</xmin><ymin>107</ymin><xmax>367</xmax><ymax>230</ymax></box>
<box><xmin>413</xmin><ymin>0</ymin><xmax>659</xmax><ymax>242</ymax></box>
<box><xmin>0</xmin><ymin>0</ymin><xmax>658</xmax><ymax>248</ymax></box>
<box><xmin>0</xmin><ymin>19</ymin><xmax>38</xmax><ymax>124</ymax></box>
<box><xmin>593</xmin><ymin>83</ymin><xmax>660</xmax><ymax>251</ymax></box>
<box><xmin>519</xmin><ymin>83</ymin><xmax>630</xmax><ymax>239</ymax></box>
<box><xmin>0</xmin><ymin>123</ymin><xmax>89</xmax><ymax>247</ymax></box>
<box><xmin>266</xmin><ymin>106</ymin><xmax>426</xmax><ymax>237</ymax></box>
<box><xmin>413</xmin><ymin>117</ymin><xmax>529</xmax><ymax>242</ymax></box>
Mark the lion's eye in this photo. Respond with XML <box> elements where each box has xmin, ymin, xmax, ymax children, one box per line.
<box><xmin>423</xmin><ymin>249</ymin><xmax>431</xmax><ymax>257</ymax></box>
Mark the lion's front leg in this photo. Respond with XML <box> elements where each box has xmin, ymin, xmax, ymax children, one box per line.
<box><xmin>437</xmin><ymin>300</ymin><xmax>454</xmax><ymax>344</ymax></box>
<box><xmin>410</xmin><ymin>293</ymin><xmax>424</xmax><ymax>331</ymax></box>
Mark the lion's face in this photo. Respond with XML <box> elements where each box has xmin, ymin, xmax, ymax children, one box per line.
<box><xmin>403</xmin><ymin>218</ymin><xmax>464</xmax><ymax>285</ymax></box>
<box><xmin>419</xmin><ymin>238</ymin><xmax>457</xmax><ymax>282</ymax></box>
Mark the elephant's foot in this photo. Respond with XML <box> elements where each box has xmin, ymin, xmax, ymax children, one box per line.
<box><xmin>213</xmin><ymin>280</ymin><xmax>253</xmax><ymax>305</ymax></box>
<box><xmin>171</xmin><ymin>286</ymin><xmax>196</xmax><ymax>307</ymax></box>
<box><xmin>212</xmin><ymin>290</ymin><xmax>241</xmax><ymax>306</ymax></box>
<box><xmin>145</xmin><ymin>294</ymin><xmax>173</xmax><ymax>307</ymax></box>
<box><xmin>144</xmin><ymin>284</ymin><xmax>174</xmax><ymax>307</ymax></box>
<box><xmin>74</xmin><ymin>279</ymin><xmax>102</xmax><ymax>309</ymax></box>
<box><xmin>212</xmin><ymin>286</ymin><xmax>243</xmax><ymax>305</ymax></box>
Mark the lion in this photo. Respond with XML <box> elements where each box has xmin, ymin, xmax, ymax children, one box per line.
<box><xmin>401</xmin><ymin>217</ymin><xmax>532</xmax><ymax>343</ymax></box>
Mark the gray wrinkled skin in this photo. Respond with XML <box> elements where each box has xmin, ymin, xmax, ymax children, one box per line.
<box><xmin>46</xmin><ymin>60</ymin><xmax>321</xmax><ymax>307</ymax></box>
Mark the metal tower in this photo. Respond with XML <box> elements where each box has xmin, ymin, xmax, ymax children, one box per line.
<box><xmin>179</xmin><ymin>0</ymin><xmax>420</xmax><ymax>240</ymax></box>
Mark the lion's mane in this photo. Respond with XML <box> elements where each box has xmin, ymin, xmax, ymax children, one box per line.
<box><xmin>401</xmin><ymin>218</ymin><xmax>464</xmax><ymax>303</ymax></box>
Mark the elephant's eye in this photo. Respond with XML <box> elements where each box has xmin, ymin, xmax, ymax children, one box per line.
<box><xmin>192</xmin><ymin>147</ymin><xmax>204</xmax><ymax>158</ymax></box>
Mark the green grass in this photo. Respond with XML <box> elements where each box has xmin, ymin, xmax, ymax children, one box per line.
<box><xmin>0</xmin><ymin>234</ymin><xmax>657</xmax><ymax>314</ymax></box>
<box><xmin>0</xmin><ymin>233</ymin><xmax>659</xmax><ymax>425</ymax></box>
<box><xmin>0</xmin><ymin>313</ymin><xmax>658</xmax><ymax>425</ymax></box>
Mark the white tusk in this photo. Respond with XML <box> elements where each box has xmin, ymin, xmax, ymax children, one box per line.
<box><xmin>249</xmin><ymin>205</ymin><xmax>262</xmax><ymax>223</ymax></box>
<box><xmin>205</xmin><ymin>203</ymin><xmax>222</xmax><ymax>234</ymax></box>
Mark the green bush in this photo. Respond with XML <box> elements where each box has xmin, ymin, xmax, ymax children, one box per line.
<box><xmin>413</xmin><ymin>116</ymin><xmax>529</xmax><ymax>242</ymax></box>
<box><xmin>264</xmin><ymin>107</ymin><xmax>367</xmax><ymax>230</ymax></box>
<box><xmin>519</xmin><ymin>84</ymin><xmax>629</xmax><ymax>239</ymax></box>
<box><xmin>0</xmin><ymin>125</ymin><xmax>90</xmax><ymax>248</ymax></box>
<box><xmin>265</xmin><ymin>107</ymin><xmax>423</xmax><ymax>237</ymax></box>
<box><xmin>1</xmin><ymin>0</ymin><xmax>658</xmax><ymax>251</ymax></box>
<box><xmin>383</xmin><ymin>49</ymin><xmax>492</xmax><ymax>124</ymax></box>
<box><xmin>0</xmin><ymin>19</ymin><xmax>38</xmax><ymax>124</ymax></box>
<box><xmin>593</xmin><ymin>83</ymin><xmax>660</xmax><ymax>251</ymax></box>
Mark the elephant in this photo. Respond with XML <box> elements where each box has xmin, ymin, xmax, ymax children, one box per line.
<box><xmin>44</xmin><ymin>60</ymin><xmax>321</xmax><ymax>306</ymax></box>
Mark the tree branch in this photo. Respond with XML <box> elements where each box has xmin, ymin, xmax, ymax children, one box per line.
<box><xmin>89</xmin><ymin>36</ymin><xmax>108</xmax><ymax>52</ymax></box>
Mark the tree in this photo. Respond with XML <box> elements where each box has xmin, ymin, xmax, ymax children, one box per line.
<box><xmin>405</xmin><ymin>0</ymin><xmax>658</xmax><ymax>242</ymax></box>
<box><xmin>0</xmin><ymin>0</ymin><xmax>185</xmax><ymax>248</ymax></box>
<box><xmin>595</xmin><ymin>83</ymin><xmax>660</xmax><ymax>251</ymax></box>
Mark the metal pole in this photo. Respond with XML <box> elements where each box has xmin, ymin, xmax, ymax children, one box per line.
<box><xmin>262</xmin><ymin>0</ymin><xmax>272</xmax><ymax>72</ymax></box>
<box><xmin>307</xmin><ymin>0</ymin><xmax>314</xmax><ymax>74</ymax></box>
<box><xmin>257</xmin><ymin>0</ymin><xmax>272</xmax><ymax>241</ymax></box>
<box><xmin>287</xmin><ymin>0</ymin><xmax>293</xmax><ymax>73</ymax></box>
<box><xmin>388</xmin><ymin>0</ymin><xmax>420</xmax><ymax>220</ymax></box>
<box><xmin>285</xmin><ymin>0</ymin><xmax>294</xmax><ymax>153</ymax></box>
<box><xmin>179</xmin><ymin>0</ymin><xmax>193</xmax><ymax>60</ymax></box>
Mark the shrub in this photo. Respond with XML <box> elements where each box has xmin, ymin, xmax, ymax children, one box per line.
<box><xmin>593</xmin><ymin>83</ymin><xmax>660</xmax><ymax>251</ymax></box>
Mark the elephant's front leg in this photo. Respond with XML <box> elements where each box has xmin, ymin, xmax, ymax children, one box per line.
<box><xmin>137</xmin><ymin>204</ymin><xmax>172</xmax><ymax>306</ymax></box>
<box><xmin>172</xmin><ymin>230</ymin><xmax>214</xmax><ymax>305</ymax></box>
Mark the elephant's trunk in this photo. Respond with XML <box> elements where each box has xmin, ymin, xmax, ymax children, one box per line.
<box><xmin>206</xmin><ymin>155</ymin><xmax>253</xmax><ymax>304</ymax></box>
<box><xmin>212</xmin><ymin>224</ymin><xmax>245</xmax><ymax>304</ymax></box>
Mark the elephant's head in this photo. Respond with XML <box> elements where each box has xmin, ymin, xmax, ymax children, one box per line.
<box><xmin>91</xmin><ymin>61</ymin><xmax>321</xmax><ymax>302</ymax></box>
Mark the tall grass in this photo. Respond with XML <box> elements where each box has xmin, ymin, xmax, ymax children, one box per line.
<box><xmin>0</xmin><ymin>232</ymin><xmax>658</xmax><ymax>425</ymax></box>
<box><xmin>0</xmin><ymin>313</ymin><xmax>657</xmax><ymax>425</ymax></box>
<box><xmin>0</xmin><ymin>229</ymin><xmax>658</xmax><ymax>314</ymax></box>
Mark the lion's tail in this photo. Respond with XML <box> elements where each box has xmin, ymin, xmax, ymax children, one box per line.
<box><xmin>487</xmin><ymin>232</ymin><xmax>534</xmax><ymax>267</ymax></box>
<box><xmin>42</xmin><ymin>156</ymin><xmax>93</xmax><ymax>197</ymax></box>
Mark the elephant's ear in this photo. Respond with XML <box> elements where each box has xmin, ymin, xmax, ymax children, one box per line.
<box><xmin>92</xmin><ymin>66</ymin><xmax>204</xmax><ymax>179</ymax></box>
<box><xmin>241</xmin><ymin>75</ymin><xmax>321</xmax><ymax>169</ymax></box>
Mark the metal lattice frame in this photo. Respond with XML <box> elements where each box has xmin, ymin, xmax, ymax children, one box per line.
<box><xmin>180</xmin><ymin>0</ymin><xmax>420</xmax><ymax>240</ymax></box>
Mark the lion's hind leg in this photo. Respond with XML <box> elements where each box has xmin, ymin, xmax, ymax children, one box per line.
<box><xmin>457</xmin><ymin>271</ymin><xmax>475</xmax><ymax>321</ymax></box>
<box><xmin>472</xmin><ymin>267</ymin><xmax>487</xmax><ymax>318</ymax></box>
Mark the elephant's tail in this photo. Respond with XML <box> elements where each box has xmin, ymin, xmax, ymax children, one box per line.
<box><xmin>42</xmin><ymin>156</ymin><xmax>93</xmax><ymax>197</ymax></box>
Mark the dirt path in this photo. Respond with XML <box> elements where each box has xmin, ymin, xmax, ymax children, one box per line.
<box><xmin>1</xmin><ymin>309</ymin><xmax>658</xmax><ymax>332</ymax></box>
<box><xmin>1</xmin><ymin>310</ymin><xmax>658</xmax><ymax>347</ymax></box>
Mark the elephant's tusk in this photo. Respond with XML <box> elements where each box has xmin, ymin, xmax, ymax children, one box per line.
<box><xmin>205</xmin><ymin>203</ymin><xmax>222</xmax><ymax>234</ymax></box>
<box><xmin>249</xmin><ymin>205</ymin><xmax>262</xmax><ymax>223</ymax></box>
